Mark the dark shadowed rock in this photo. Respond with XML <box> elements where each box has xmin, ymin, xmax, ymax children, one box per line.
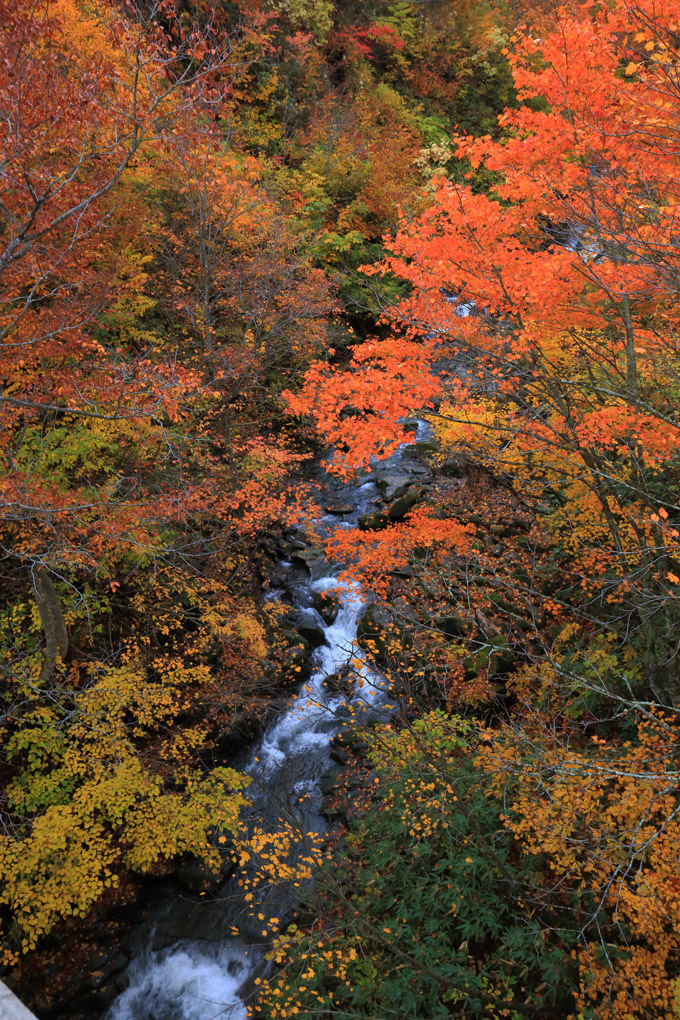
<box><xmin>358</xmin><ymin>510</ymin><xmax>390</xmax><ymax>531</ymax></box>
<box><xmin>376</xmin><ymin>473</ymin><xmax>412</xmax><ymax>502</ymax></box>
<box><xmin>291</xmin><ymin>608</ymin><xmax>326</xmax><ymax>648</ymax></box>
<box><xmin>388</xmin><ymin>490</ymin><xmax>421</xmax><ymax>519</ymax></box>
<box><xmin>313</xmin><ymin>589</ymin><xmax>340</xmax><ymax>624</ymax></box>
<box><xmin>290</xmin><ymin>547</ymin><xmax>325</xmax><ymax>576</ymax></box>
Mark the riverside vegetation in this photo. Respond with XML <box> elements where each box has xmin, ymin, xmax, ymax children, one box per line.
<box><xmin>2</xmin><ymin>0</ymin><xmax>680</xmax><ymax>1016</ymax></box>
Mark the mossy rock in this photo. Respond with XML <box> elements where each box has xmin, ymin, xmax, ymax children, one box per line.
<box><xmin>404</xmin><ymin>440</ymin><xmax>438</xmax><ymax>461</ymax></box>
<box><xmin>388</xmin><ymin>490</ymin><xmax>421</xmax><ymax>520</ymax></box>
<box><xmin>358</xmin><ymin>510</ymin><xmax>390</xmax><ymax>531</ymax></box>
<box><xmin>313</xmin><ymin>589</ymin><xmax>340</xmax><ymax>624</ymax></box>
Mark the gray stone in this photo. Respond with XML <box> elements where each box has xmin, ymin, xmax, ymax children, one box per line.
<box><xmin>290</xmin><ymin>548</ymin><xmax>325</xmax><ymax>575</ymax></box>
<box><xmin>292</xmin><ymin>609</ymin><xmax>326</xmax><ymax>648</ymax></box>
<box><xmin>376</xmin><ymin>473</ymin><xmax>412</xmax><ymax>502</ymax></box>
<box><xmin>357</xmin><ymin>604</ymin><xmax>394</xmax><ymax>646</ymax></box>
<box><xmin>404</xmin><ymin>440</ymin><xmax>437</xmax><ymax>461</ymax></box>
<box><xmin>325</xmin><ymin>664</ymin><xmax>354</xmax><ymax>698</ymax></box>
<box><xmin>388</xmin><ymin>490</ymin><xmax>421</xmax><ymax>519</ymax></box>
<box><xmin>440</xmin><ymin>458</ymin><xmax>466</xmax><ymax>478</ymax></box>
<box><xmin>312</xmin><ymin>589</ymin><xmax>340</xmax><ymax>624</ymax></box>
<box><xmin>358</xmin><ymin>510</ymin><xmax>390</xmax><ymax>531</ymax></box>
<box><xmin>391</xmin><ymin>563</ymin><xmax>413</xmax><ymax>578</ymax></box>
<box><xmin>435</xmin><ymin>614</ymin><xmax>469</xmax><ymax>639</ymax></box>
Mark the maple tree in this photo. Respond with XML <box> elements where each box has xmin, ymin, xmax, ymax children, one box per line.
<box><xmin>12</xmin><ymin>0</ymin><xmax>680</xmax><ymax>1013</ymax></box>
<box><xmin>269</xmin><ymin>0</ymin><xmax>680</xmax><ymax>1015</ymax></box>
<box><xmin>0</xmin><ymin>0</ymin><xmax>326</xmax><ymax>965</ymax></box>
<box><xmin>291</xmin><ymin>0</ymin><xmax>680</xmax><ymax>705</ymax></box>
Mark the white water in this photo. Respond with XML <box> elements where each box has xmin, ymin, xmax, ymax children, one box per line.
<box><xmin>111</xmin><ymin>945</ymin><xmax>249</xmax><ymax>1020</ymax></box>
<box><xmin>107</xmin><ymin>424</ymin><xmax>429</xmax><ymax>1020</ymax></box>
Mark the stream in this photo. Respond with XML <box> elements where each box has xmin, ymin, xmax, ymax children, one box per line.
<box><xmin>104</xmin><ymin>423</ymin><xmax>432</xmax><ymax>1020</ymax></box>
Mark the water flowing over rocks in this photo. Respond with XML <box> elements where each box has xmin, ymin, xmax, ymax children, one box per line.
<box><xmin>92</xmin><ymin>423</ymin><xmax>436</xmax><ymax>1020</ymax></box>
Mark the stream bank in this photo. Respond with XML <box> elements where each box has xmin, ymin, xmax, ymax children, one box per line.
<box><xmin>12</xmin><ymin>424</ymin><xmax>437</xmax><ymax>1020</ymax></box>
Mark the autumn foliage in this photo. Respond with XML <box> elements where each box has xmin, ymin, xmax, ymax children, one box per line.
<box><xmin>6</xmin><ymin>0</ymin><xmax>680</xmax><ymax>1015</ymax></box>
<box><xmin>272</xmin><ymin>0</ymin><xmax>680</xmax><ymax>1015</ymax></box>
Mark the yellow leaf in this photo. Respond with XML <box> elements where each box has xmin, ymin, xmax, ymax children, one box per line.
<box><xmin>625</xmin><ymin>62</ymin><xmax>639</xmax><ymax>74</ymax></box>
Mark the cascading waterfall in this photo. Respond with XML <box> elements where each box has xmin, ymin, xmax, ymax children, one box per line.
<box><xmin>106</xmin><ymin>424</ymin><xmax>431</xmax><ymax>1020</ymax></box>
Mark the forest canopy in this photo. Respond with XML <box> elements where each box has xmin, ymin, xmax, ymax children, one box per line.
<box><xmin>2</xmin><ymin>0</ymin><xmax>680</xmax><ymax>1017</ymax></box>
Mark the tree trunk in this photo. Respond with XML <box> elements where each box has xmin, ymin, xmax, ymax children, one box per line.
<box><xmin>31</xmin><ymin>566</ymin><xmax>68</xmax><ymax>683</ymax></box>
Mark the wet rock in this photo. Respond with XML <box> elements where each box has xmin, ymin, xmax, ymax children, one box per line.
<box><xmin>319</xmin><ymin>766</ymin><xmax>352</xmax><ymax>826</ymax></box>
<box><xmin>84</xmin><ymin>952</ymin><xmax>129</xmax><ymax>989</ymax></box>
<box><xmin>312</xmin><ymin>589</ymin><xmax>340</xmax><ymax>624</ymax></box>
<box><xmin>404</xmin><ymin>440</ymin><xmax>437</xmax><ymax>461</ymax></box>
<box><xmin>434</xmin><ymin>614</ymin><xmax>469</xmax><ymax>639</ymax></box>
<box><xmin>358</xmin><ymin>510</ymin><xmax>390</xmax><ymax>531</ymax></box>
<box><xmin>290</xmin><ymin>547</ymin><xmax>325</xmax><ymax>575</ymax></box>
<box><xmin>390</xmin><ymin>563</ymin><xmax>413</xmax><ymax>578</ymax></box>
<box><xmin>325</xmin><ymin>664</ymin><xmax>354</xmax><ymax>698</ymax></box>
<box><xmin>216</xmin><ymin>711</ymin><xmax>268</xmax><ymax>755</ymax></box>
<box><xmin>357</xmin><ymin>604</ymin><xmax>394</xmax><ymax>655</ymax></box>
<box><xmin>376</xmin><ymin>473</ymin><xmax>412</xmax><ymax>502</ymax></box>
<box><xmin>291</xmin><ymin>608</ymin><xmax>326</xmax><ymax>648</ymax></box>
<box><xmin>319</xmin><ymin>797</ymin><xmax>349</xmax><ymax>825</ymax></box>
<box><xmin>390</xmin><ymin>596</ymin><xmax>420</xmax><ymax>626</ymax></box>
<box><xmin>330</xmin><ymin>745</ymin><xmax>350</xmax><ymax>766</ymax></box>
<box><xmin>319</xmin><ymin>765</ymin><xmax>344</xmax><ymax>797</ymax></box>
<box><xmin>266</xmin><ymin>567</ymin><xmax>291</xmax><ymax>588</ymax></box>
<box><xmin>465</xmin><ymin>634</ymin><xmax>517</xmax><ymax>678</ymax></box>
<box><xmin>388</xmin><ymin>490</ymin><xmax>421</xmax><ymax>519</ymax></box>
<box><xmin>278</xmin><ymin>638</ymin><xmax>313</xmax><ymax>683</ymax></box>
<box><xmin>385</xmin><ymin>483</ymin><xmax>410</xmax><ymax>502</ymax></box>
<box><xmin>174</xmin><ymin>856</ymin><xmax>220</xmax><ymax>894</ymax></box>
<box><xmin>332</xmin><ymin>728</ymin><xmax>369</xmax><ymax>755</ymax></box>
<box><xmin>325</xmin><ymin>503</ymin><xmax>353</xmax><ymax>515</ymax></box>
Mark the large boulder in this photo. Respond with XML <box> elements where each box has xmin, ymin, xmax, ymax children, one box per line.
<box><xmin>291</xmin><ymin>608</ymin><xmax>326</xmax><ymax>648</ymax></box>
<box><xmin>357</xmin><ymin>604</ymin><xmax>395</xmax><ymax>659</ymax></box>
<box><xmin>376</xmin><ymin>473</ymin><xmax>412</xmax><ymax>502</ymax></box>
<box><xmin>174</xmin><ymin>856</ymin><xmax>221</xmax><ymax>894</ymax></box>
<box><xmin>290</xmin><ymin>547</ymin><xmax>326</xmax><ymax>577</ymax></box>
<box><xmin>434</xmin><ymin>614</ymin><xmax>470</xmax><ymax>639</ymax></box>
<box><xmin>388</xmin><ymin>489</ymin><xmax>421</xmax><ymax>520</ymax></box>
<box><xmin>325</xmin><ymin>663</ymin><xmax>354</xmax><ymax>698</ymax></box>
<box><xmin>404</xmin><ymin>440</ymin><xmax>437</xmax><ymax>462</ymax></box>
<box><xmin>358</xmin><ymin>510</ymin><xmax>390</xmax><ymax>531</ymax></box>
<box><xmin>440</xmin><ymin>457</ymin><xmax>466</xmax><ymax>478</ymax></box>
<box><xmin>312</xmin><ymin>588</ymin><xmax>340</xmax><ymax>624</ymax></box>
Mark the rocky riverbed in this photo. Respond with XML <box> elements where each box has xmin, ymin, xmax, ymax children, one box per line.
<box><xmin>13</xmin><ymin>422</ymin><xmax>440</xmax><ymax>1020</ymax></box>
